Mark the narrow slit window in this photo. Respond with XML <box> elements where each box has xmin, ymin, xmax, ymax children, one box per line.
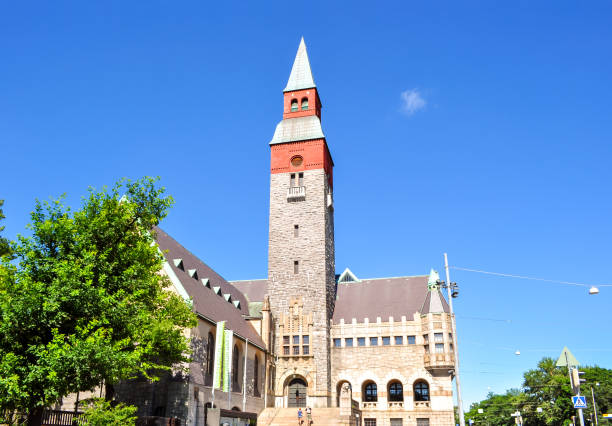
<box><xmin>298</xmin><ymin>172</ymin><xmax>304</xmax><ymax>186</ymax></box>
<box><xmin>294</xmin><ymin>261</ymin><xmax>299</xmax><ymax>274</ymax></box>
<box><xmin>294</xmin><ymin>225</ymin><xmax>299</xmax><ymax>237</ymax></box>
<box><xmin>290</xmin><ymin>173</ymin><xmax>296</xmax><ymax>187</ymax></box>
<box><xmin>301</xmin><ymin>98</ymin><xmax>309</xmax><ymax>110</ymax></box>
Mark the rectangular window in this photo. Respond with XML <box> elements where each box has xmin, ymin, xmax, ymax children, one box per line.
<box><xmin>395</xmin><ymin>336</ymin><xmax>403</xmax><ymax>345</ymax></box>
<box><xmin>345</xmin><ymin>338</ymin><xmax>353</xmax><ymax>347</ymax></box>
<box><xmin>416</xmin><ymin>419</ymin><xmax>430</xmax><ymax>426</ymax></box>
<box><xmin>435</xmin><ymin>343</ymin><xmax>444</xmax><ymax>353</ymax></box>
<box><xmin>293</xmin><ymin>335</ymin><xmax>300</xmax><ymax>345</ymax></box>
<box><xmin>293</xmin><ymin>346</ymin><xmax>300</xmax><ymax>355</ymax></box>
<box><xmin>449</xmin><ymin>344</ymin><xmax>453</xmax><ymax>352</ymax></box>
<box><xmin>357</xmin><ymin>337</ymin><xmax>366</xmax><ymax>347</ymax></box>
<box><xmin>423</xmin><ymin>334</ymin><xmax>429</xmax><ymax>344</ymax></box>
<box><xmin>407</xmin><ymin>335</ymin><xmax>416</xmax><ymax>344</ymax></box>
<box><xmin>283</xmin><ymin>346</ymin><xmax>289</xmax><ymax>355</ymax></box>
<box><xmin>449</xmin><ymin>333</ymin><xmax>453</xmax><ymax>341</ymax></box>
<box><xmin>364</xmin><ymin>419</ymin><xmax>376</xmax><ymax>426</ymax></box>
<box><xmin>390</xmin><ymin>419</ymin><xmax>402</xmax><ymax>426</ymax></box>
<box><xmin>302</xmin><ymin>335</ymin><xmax>309</xmax><ymax>344</ymax></box>
<box><xmin>302</xmin><ymin>345</ymin><xmax>309</xmax><ymax>355</ymax></box>
<box><xmin>294</xmin><ymin>261</ymin><xmax>299</xmax><ymax>274</ymax></box>
<box><xmin>382</xmin><ymin>336</ymin><xmax>391</xmax><ymax>346</ymax></box>
<box><xmin>424</xmin><ymin>344</ymin><xmax>430</xmax><ymax>353</ymax></box>
<box><xmin>298</xmin><ymin>172</ymin><xmax>304</xmax><ymax>186</ymax></box>
<box><xmin>294</xmin><ymin>225</ymin><xmax>299</xmax><ymax>237</ymax></box>
<box><xmin>283</xmin><ymin>336</ymin><xmax>290</xmax><ymax>345</ymax></box>
<box><xmin>290</xmin><ymin>173</ymin><xmax>296</xmax><ymax>187</ymax></box>
<box><xmin>434</xmin><ymin>333</ymin><xmax>443</xmax><ymax>343</ymax></box>
<box><xmin>369</xmin><ymin>337</ymin><xmax>378</xmax><ymax>346</ymax></box>
<box><xmin>333</xmin><ymin>338</ymin><xmax>341</xmax><ymax>347</ymax></box>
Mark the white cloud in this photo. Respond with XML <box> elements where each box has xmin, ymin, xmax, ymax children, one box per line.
<box><xmin>400</xmin><ymin>89</ymin><xmax>426</xmax><ymax>116</ymax></box>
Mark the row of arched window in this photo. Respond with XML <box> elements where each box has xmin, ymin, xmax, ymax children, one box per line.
<box><xmin>290</xmin><ymin>98</ymin><xmax>309</xmax><ymax>112</ymax></box>
<box><xmin>205</xmin><ymin>332</ymin><xmax>260</xmax><ymax>396</ymax></box>
<box><xmin>339</xmin><ymin>379</ymin><xmax>430</xmax><ymax>402</ymax></box>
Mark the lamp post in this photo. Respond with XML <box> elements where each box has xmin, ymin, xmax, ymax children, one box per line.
<box><xmin>440</xmin><ymin>253</ymin><xmax>465</xmax><ymax>426</ymax></box>
<box><xmin>591</xmin><ymin>383</ymin><xmax>600</xmax><ymax>426</ymax></box>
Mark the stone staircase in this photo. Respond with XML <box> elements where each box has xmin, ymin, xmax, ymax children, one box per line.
<box><xmin>258</xmin><ymin>407</ymin><xmax>351</xmax><ymax>426</ymax></box>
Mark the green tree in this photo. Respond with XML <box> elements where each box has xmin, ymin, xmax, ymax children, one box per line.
<box><xmin>0</xmin><ymin>177</ymin><xmax>197</xmax><ymax>425</ymax></box>
<box><xmin>465</xmin><ymin>357</ymin><xmax>612</xmax><ymax>426</ymax></box>
<box><xmin>0</xmin><ymin>200</ymin><xmax>10</xmax><ymax>257</ymax></box>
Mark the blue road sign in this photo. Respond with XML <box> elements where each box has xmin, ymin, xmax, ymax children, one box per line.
<box><xmin>572</xmin><ymin>396</ymin><xmax>587</xmax><ymax>409</ymax></box>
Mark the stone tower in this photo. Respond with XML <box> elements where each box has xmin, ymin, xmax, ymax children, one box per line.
<box><xmin>267</xmin><ymin>38</ymin><xmax>336</xmax><ymax>408</ymax></box>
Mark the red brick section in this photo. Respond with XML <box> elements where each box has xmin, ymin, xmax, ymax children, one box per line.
<box><xmin>270</xmin><ymin>139</ymin><xmax>334</xmax><ymax>188</ymax></box>
<box><xmin>282</xmin><ymin>88</ymin><xmax>321</xmax><ymax>119</ymax></box>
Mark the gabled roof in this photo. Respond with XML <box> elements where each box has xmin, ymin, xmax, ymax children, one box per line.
<box><xmin>284</xmin><ymin>37</ymin><xmax>316</xmax><ymax>92</ymax></box>
<box><xmin>333</xmin><ymin>275</ymin><xmax>438</xmax><ymax>324</ymax></box>
<box><xmin>154</xmin><ymin>227</ymin><xmax>265</xmax><ymax>348</ymax></box>
<box><xmin>270</xmin><ymin>115</ymin><xmax>325</xmax><ymax>145</ymax></box>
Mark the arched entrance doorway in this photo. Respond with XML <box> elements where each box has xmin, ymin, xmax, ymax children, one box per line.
<box><xmin>288</xmin><ymin>378</ymin><xmax>307</xmax><ymax>407</ymax></box>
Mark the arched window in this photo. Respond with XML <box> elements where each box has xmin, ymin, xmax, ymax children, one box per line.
<box><xmin>232</xmin><ymin>345</ymin><xmax>240</xmax><ymax>390</ymax></box>
<box><xmin>414</xmin><ymin>380</ymin><xmax>430</xmax><ymax>402</ymax></box>
<box><xmin>205</xmin><ymin>332</ymin><xmax>215</xmax><ymax>385</ymax></box>
<box><xmin>301</xmin><ymin>98</ymin><xmax>309</xmax><ymax>110</ymax></box>
<box><xmin>291</xmin><ymin>99</ymin><xmax>298</xmax><ymax>112</ymax></box>
<box><xmin>388</xmin><ymin>381</ymin><xmax>403</xmax><ymax>402</ymax></box>
<box><xmin>254</xmin><ymin>355</ymin><xmax>260</xmax><ymax>397</ymax></box>
<box><xmin>363</xmin><ymin>381</ymin><xmax>377</xmax><ymax>402</ymax></box>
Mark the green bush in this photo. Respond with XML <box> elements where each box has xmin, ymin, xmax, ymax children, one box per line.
<box><xmin>78</xmin><ymin>398</ymin><xmax>137</xmax><ymax>426</ymax></box>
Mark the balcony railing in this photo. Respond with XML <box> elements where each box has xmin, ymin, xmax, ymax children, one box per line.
<box><xmin>414</xmin><ymin>401</ymin><xmax>431</xmax><ymax>409</ymax></box>
<box><xmin>287</xmin><ymin>186</ymin><xmax>306</xmax><ymax>201</ymax></box>
<box><xmin>388</xmin><ymin>401</ymin><xmax>404</xmax><ymax>409</ymax></box>
<box><xmin>424</xmin><ymin>352</ymin><xmax>454</xmax><ymax>370</ymax></box>
<box><xmin>362</xmin><ymin>401</ymin><xmax>377</xmax><ymax>409</ymax></box>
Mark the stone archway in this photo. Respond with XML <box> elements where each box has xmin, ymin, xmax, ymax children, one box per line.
<box><xmin>287</xmin><ymin>377</ymin><xmax>308</xmax><ymax>407</ymax></box>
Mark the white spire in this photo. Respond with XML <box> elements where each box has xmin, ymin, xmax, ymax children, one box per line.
<box><xmin>284</xmin><ymin>37</ymin><xmax>316</xmax><ymax>92</ymax></box>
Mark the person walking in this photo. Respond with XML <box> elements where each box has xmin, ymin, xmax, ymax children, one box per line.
<box><xmin>306</xmin><ymin>407</ymin><xmax>312</xmax><ymax>425</ymax></box>
<box><xmin>297</xmin><ymin>408</ymin><xmax>303</xmax><ymax>425</ymax></box>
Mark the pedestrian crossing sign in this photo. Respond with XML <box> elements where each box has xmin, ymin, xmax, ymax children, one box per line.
<box><xmin>572</xmin><ymin>396</ymin><xmax>587</xmax><ymax>409</ymax></box>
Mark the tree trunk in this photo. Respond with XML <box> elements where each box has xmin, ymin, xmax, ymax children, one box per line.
<box><xmin>27</xmin><ymin>407</ymin><xmax>44</xmax><ymax>426</ymax></box>
<box><xmin>105</xmin><ymin>382</ymin><xmax>115</xmax><ymax>402</ymax></box>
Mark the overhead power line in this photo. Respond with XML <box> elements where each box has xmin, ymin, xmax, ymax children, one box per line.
<box><xmin>451</xmin><ymin>266</ymin><xmax>612</xmax><ymax>288</ymax></box>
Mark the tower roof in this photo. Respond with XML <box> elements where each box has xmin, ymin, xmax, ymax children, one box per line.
<box><xmin>284</xmin><ymin>37</ymin><xmax>316</xmax><ymax>92</ymax></box>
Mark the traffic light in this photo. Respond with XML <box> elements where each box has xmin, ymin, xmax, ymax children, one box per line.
<box><xmin>571</xmin><ymin>368</ymin><xmax>586</xmax><ymax>391</ymax></box>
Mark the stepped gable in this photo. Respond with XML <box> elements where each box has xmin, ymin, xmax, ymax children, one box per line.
<box><xmin>230</xmin><ymin>279</ymin><xmax>268</xmax><ymax>303</ymax></box>
<box><xmin>333</xmin><ymin>275</ymin><xmax>443</xmax><ymax>324</ymax></box>
<box><xmin>154</xmin><ymin>227</ymin><xmax>265</xmax><ymax>347</ymax></box>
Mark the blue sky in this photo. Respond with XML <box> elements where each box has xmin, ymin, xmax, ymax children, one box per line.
<box><xmin>1</xmin><ymin>1</ymin><xmax>611</xmax><ymax>409</ymax></box>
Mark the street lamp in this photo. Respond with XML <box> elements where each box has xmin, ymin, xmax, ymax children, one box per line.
<box><xmin>441</xmin><ymin>253</ymin><xmax>465</xmax><ymax>426</ymax></box>
<box><xmin>589</xmin><ymin>286</ymin><xmax>600</xmax><ymax>295</ymax></box>
<box><xmin>591</xmin><ymin>383</ymin><xmax>600</xmax><ymax>426</ymax></box>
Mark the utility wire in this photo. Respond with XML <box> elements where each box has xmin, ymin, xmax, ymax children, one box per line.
<box><xmin>451</xmin><ymin>266</ymin><xmax>612</xmax><ymax>287</ymax></box>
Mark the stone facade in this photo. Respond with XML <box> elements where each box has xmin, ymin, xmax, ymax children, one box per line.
<box><xmin>268</xmin><ymin>166</ymin><xmax>336</xmax><ymax>407</ymax></box>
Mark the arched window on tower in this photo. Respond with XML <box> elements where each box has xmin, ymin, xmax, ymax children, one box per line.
<box><xmin>388</xmin><ymin>380</ymin><xmax>403</xmax><ymax>402</ymax></box>
<box><xmin>413</xmin><ymin>380</ymin><xmax>430</xmax><ymax>401</ymax></box>
<box><xmin>291</xmin><ymin>99</ymin><xmax>298</xmax><ymax>112</ymax></box>
<box><xmin>363</xmin><ymin>381</ymin><xmax>378</xmax><ymax>402</ymax></box>
<box><xmin>205</xmin><ymin>332</ymin><xmax>215</xmax><ymax>386</ymax></box>
<box><xmin>301</xmin><ymin>97</ymin><xmax>309</xmax><ymax>110</ymax></box>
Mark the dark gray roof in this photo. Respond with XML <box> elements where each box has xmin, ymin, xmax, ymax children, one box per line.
<box><xmin>420</xmin><ymin>288</ymin><xmax>450</xmax><ymax>314</ymax></box>
<box><xmin>154</xmin><ymin>227</ymin><xmax>265</xmax><ymax>348</ymax></box>
<box><xmin>230</xmin><ymin>274</ymin><xmax>449</xmax><ymax>324</ymax></box>
<box><xmin>230</xmin><ymin>279</ymin><xmax>268</xmax><ymax>303</ymax></box>
<box><xmin>332</xmin><ymin>275</ymin><xmax>449</xmax><ymax>324</ymax></box>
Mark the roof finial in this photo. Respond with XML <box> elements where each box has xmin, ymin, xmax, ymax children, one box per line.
<box><xmin>284</xmin><ymin>37</ymin><xmax>316</xmax><ymax>92</ymax></box>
